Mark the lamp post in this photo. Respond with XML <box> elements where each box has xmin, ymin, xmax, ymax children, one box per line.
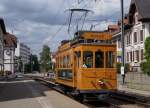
<box><xmin>121</xmin><ymin>0</ymin><xmax>125</xmax><ymax>85</ymax></box>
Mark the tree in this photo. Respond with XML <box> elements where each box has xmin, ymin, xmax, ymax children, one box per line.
<box><xmin>24</xmin><ymin>54</ymin><xmax>40</xmax><ymax>73</ymax></box>
<box><xmin>24</xmin><ymin>63</ymin><xmax>31</xmax><ymax>73</ymax></box>
<box><xmin>31</xmin><ymin>55</ymin><xmax>40</xmax><ymax>72</ymax></box>
<box><xmin>141</xmin><ymin>37</ymin><xmax>150</xmax><ymax>76</ymax></box>
<box><xmin>145</xmin><ymin>37</ymin><xmax>150</xmax><ymax>61</ymax></box>
<box><xmin>40</xmin><ymin>45</ymin><xmax>52</xmax><ymax>74</ymax></box>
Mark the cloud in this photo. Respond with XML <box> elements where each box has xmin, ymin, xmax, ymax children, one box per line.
<box><xmin>0</xmin><ymin>0</ymin><xmax>131</xmax><ymax>54</ymax></box>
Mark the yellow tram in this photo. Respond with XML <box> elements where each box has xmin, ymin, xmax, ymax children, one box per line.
<box><xmin>55</xmin><ymin>31</ymin><xmax>117</xmax><ymax>95</ymax></box>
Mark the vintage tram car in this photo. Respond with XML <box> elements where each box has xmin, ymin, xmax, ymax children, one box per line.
<box><xmin>55</xmin><ymin>31</ymin><xmax>117</xmax><ymax>96</ymax></box>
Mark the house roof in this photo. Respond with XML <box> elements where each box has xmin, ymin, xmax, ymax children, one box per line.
<box><xmin>4</xmin><ymin>33</ymin><xmax>17</xmax><ymax>48</ymax></box>
<box><xmin>0</xmin><ymin>18</ymin><xmax>6</xmax><ymax>34</ymax></box>
<box><xmin>108</xmin><ymin>25</ymin><xmax>119</xmax><ymax>30</ymax></box>
<box><xmin>129</xmin><ymin>0</ymin><xmax>150</xmax><ymax>23</ymax></box>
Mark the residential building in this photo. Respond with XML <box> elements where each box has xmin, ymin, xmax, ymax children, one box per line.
<box><xmin>15</xmin><ymin>42</ymin><xmax>31</xmax><ymax>72</ymax></box>
<box><xmin>125</xmin><ymin>0</ymin><xmax>150</xmax><ymax>71</ymax></box>
<box><xmin>111</xmin><ymin>0</ymin><xmax>150</xmax><ymax>72</ymax></box>
<box><xmin>0</xmin><ymin>18</ymin><xmax>6</xmax><ymax>72</ymax></box>
<box><xmin>3</xmin><ymin>33</ymin><xmax>17</xmax><ymax>73</ymax></box>
<box><xmin>109</xmin><ymin>17</ymin><xmax>129</xmax><ymax>63</ymax></box>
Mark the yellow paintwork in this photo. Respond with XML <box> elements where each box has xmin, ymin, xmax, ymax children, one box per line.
<box><xmin>80</xmin><ymin>32</ymin><xmax>112</xmax><ymax>40</ymax></box>
<box><xmin>55</xmin><ymin>31</ymin><xmax>117</xmax><ymax>92</ymax></box>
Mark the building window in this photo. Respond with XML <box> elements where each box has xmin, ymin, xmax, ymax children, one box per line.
<box><xmin>141</xmin><ymin>49</ymin><xmax>144</xmax><ymax>61</ymax></box>
<box><xmin>133</xmin><ymin>51</ymin><xmax>134</xmax><ymax>61</ymax></box>
<box><xmin>134</xmin><ymin>32</ymin><xmax>138</xmax><ymax>43</ymax></box>
<box><xmin>135</xmin><ymin>50</ymin><xmax>139</xmax><ymax>62</ymax></box>
<box><xmin>142</xmin><ymin>24</ymin><xmax>145</xmax><ymax>29</ymax></box>
<box><xmin>126</xmin><ymin>35</ymin><xmax>129</xmax><ymax>45</ymax></box>
<box><xmin>126</xmin><ymin>52</ymin><xmax>129</xmax><ymax>62</ymax></box>
<box><xmin>126</xmin><ymin>34</ymin><xmax>131</xmax><ymax>46</ymax></box>
<box><xmin>140</xmin><ymin>30</ymin><xmax>144</xmax><ymax>42</ymax></box>
<box><xmin>129</xmin><ymin>34</ymin><xmax>131</xmax><ymax>45</ymax></box>
<box><xmin>130</xmin><ymin>52</ymin><xmax>132</xmax><ymax>62</ymax></box>
<box><xmin>135</xmin><ymin>12</ymin><xmax>138</xmax><ymax>24</ymax></box>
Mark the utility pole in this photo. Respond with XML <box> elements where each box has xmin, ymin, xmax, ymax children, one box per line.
<box><xmin>30</xmin><ymin>54</ymin><xmax>32</xmax><ymax>73</ymax></box>
<box><xmin>2</xmin><ymin>33</ymin><xmax>4</xmax><ymax>76</ymax></box>
<box><xmin>121</xmin><ymin>0</ymin><xmax>125</xmax><ymax>85</ymax></box>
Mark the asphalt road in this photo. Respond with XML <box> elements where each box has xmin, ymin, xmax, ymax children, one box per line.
<box><xmin>0</xmin><ymin>77</ymin><xmax>87</xmax><ymax>108</ymax></box>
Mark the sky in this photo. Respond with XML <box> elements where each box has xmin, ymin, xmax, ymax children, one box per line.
<box><xmin>0</xmin><ymin>0</ymin><xmax>131</xmax><ymax>55</ymax></box>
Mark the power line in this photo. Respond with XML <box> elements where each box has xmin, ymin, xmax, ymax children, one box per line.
<box><xmin>44</xmin><ymin>21</ymin><xmax>68</xmax><ymax>45</ymax></box>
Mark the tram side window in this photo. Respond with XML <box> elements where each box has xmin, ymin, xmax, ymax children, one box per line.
<box><xmin>106</xmin><ymin>51</ymin><xmax>115</xmax><ymax>68</ymax></box>
<box><xmin>66</xmin><ymin>55</ymin><xmax>70</xmax><ymax>68</ymax></box>
<box><xmin>60</xmin><ymin>57</ymin><xmax>63</xmax><ymax>68</ymax></box>
<box><xmin>58</xmin><ymin>70</ymin><xmax>72</xmax><ymax>80</ymax></box>
<box><xmin>63</xmin><ymin>56</ymin><xmax>67</xmax><ymax>68</ymax></box>
<box><xmin>95</xmin><ymin>51</ymin><xmax>104</xmax><ymax>68</ymax></box>
<box><xmin>58</xmin><ymin>57</ymin><xmax>60</xmax><ymax>68</ymax></box>
<box><xmin>83</xmin><ymin>51</ymin><xmax>93</xmax><ymax>68</ymax></box>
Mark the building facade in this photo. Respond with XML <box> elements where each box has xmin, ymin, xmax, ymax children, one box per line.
<box><xmin>111</xmin><ymin>0</ymin><xmax>150</xmax><ymax>72</ymax></box>
<box><xmin>15</xmin><ymin>42</ymin><xmax>31</xmax><ymax>72</ymax></box>
<box><xmin>125</xmin><ymin>0</ymin><xmax>150</xmax><ymax>71</ymax></box>
<box><xmin>0</xmin><ymin>18</ymin><xmax>6</xmax><ymax>72</ymax></box>
<box><xmin>4</xmin><ymin>33</ymin><xmax>17</xmax><ymax>73</ymax></box>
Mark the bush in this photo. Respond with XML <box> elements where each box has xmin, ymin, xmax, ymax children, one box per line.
<box><xmin>140</xmin><ymin>62</ymin><xmax>150</xmax><ymax>76</ymax></box>
<box><xmin>116</xmin><ymin>63</ymin><xmax>130</xmax><ymax>73</ymax></box>
<box><xmin>0</xmin><ymin>71</ymin><xmax>4</xmax><ymax>76</ymax></box>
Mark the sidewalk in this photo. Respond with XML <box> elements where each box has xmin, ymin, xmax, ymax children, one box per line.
<box><xmin>117</xmin><ymin>73</ymin><xmax>150</xmax><ymax>97</ymax></box>
<box><xmin>118</xmin><ymin>83</ymin><xmax>150</xmax><ymax>97</ymax></box>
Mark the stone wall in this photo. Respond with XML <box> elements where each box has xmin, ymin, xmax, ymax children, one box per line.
<box><xmin>125</xmin><ymin>72</ymin><xmax>150</xmax><ymax>91</ymax></box>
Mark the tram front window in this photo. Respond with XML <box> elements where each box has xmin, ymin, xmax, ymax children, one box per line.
<box><xmin>83</xmin><ymin>51</ymin><xmax>93</xmax><ymax>68</ymax></box>
<box><xmin>95</xmin><ymin>51</ymin><xmax>104</xmax><ymax>68</ymax></box>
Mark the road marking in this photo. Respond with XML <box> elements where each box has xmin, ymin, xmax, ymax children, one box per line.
<box><xmin>25</xmin><ymin>80</ymin><xmax>53</xmax><ymax>108</ymax></box>
<box><xmin>36</xmin><ymin>97</ymin><xmax>53</xmax><ymax>108</ymax></box>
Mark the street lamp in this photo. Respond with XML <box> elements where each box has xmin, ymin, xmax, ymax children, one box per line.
<box><xmin>120</xmin><ymin>0</ymin><xmax>125</xmax><ymax>85</ymax></box>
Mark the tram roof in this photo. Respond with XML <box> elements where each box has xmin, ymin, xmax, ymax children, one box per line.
<box><xmin>74</xmin><ymin>30</ymin><xmax>109</xmax><ymax>36</ymax></box>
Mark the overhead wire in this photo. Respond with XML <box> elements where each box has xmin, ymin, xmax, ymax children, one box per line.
<box><xmin>43</xmin><ymin>0</ymin><xmax>67</xmax><ymax>45</ymax></box>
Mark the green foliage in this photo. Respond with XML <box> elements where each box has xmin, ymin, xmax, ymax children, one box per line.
<box><xmin>142</xmin><ymin>37</ymin><xmax>150</xmax><ymax>76</ymax></box>
<box><xmin>31</xmin><ymin>55</ymin><xmax>40</xmax><ymax>72</ymax></box>
<box><xmin>24</xmin><ymin>54</ymin><xmax>40</xmax><ymax>73</ymax></box>
<box><xmin>116</xmin><ymin>63</ymin><xmax>130</xmax><ymax>73</ymax></box>
<box><xmin>40</xmin><ymin>45</ymin><xmax>52</xmax><ymax>72</ymax></box>
<box><xmin>145</xmin><ymin>37</ymin><xmax>150</xmax><ymax>61</ymax></box>
<box><xmin>116</xmin><ymin>63</ymin><xmax>122</xmax><ymax>73</ymax></box>
<box><xmin>140</xmin><ymin>62</ymin><xmax>150</xmax><ymax>76</ymax></box>
<box><xmin>24</xmin><ymin>63</ymin><xmax>31</xmax><ymax>73</ymax></box>
<box><xmin>0</xmin><ymin>70</ymin><xmax>4</xmax><ymax>76</ymax></box>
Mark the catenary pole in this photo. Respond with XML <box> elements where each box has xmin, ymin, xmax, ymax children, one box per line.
<box><xmin>121</xmin><ymin>0</ymin><xmax>125</xmax><ymax>84</ymax></box>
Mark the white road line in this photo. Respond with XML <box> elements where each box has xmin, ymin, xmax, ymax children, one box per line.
<box><xmin>36</xmin><ymin>97</ymin><xmax>53</xmax><ymax>108</ymax></box>
<box><xmin>26</xmin><ymin>80</ymin><xmax>53</xmax><ymax>108</ymax></box>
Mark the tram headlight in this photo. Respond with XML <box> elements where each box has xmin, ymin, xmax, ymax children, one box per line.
<box><xmin>98</xmin><ymin>80</ymin><xmax>105</xmax><ymax>86</ymax></box>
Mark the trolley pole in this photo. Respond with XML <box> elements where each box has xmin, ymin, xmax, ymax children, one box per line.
<box><xmin>121</xmin><ymin>0</ymin><xmax>125</xmax><ymax>85</ymax></box>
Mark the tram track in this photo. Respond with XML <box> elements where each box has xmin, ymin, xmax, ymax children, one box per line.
<box><xmin>27</xmin><ymin>76</ymin><xmax>150</xmax><ymax>108</ymax></box>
